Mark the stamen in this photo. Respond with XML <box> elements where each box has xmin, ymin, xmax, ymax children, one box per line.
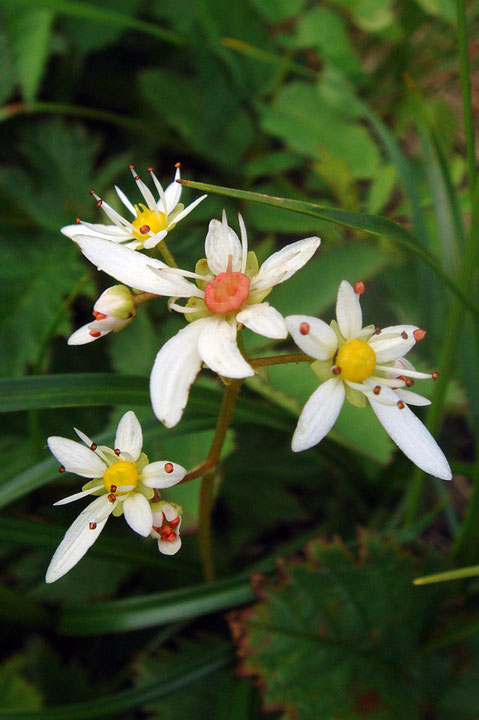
<box><xmin>164</xmin><ymin>463</ymin><xmax>174</xmax><ymax>473</ymax></box>
<box><xmin>374</xmin><ymin>327</ymin><xmax>381</xmax><ymax>334</ymax></box>
<box><xmin>413</xmin><ymin>329</ymin><xmax>426</xmax><ymax>341</ymax></box>
<box><xmin>129</xmin><ymin>164</ymin><xmax>135</xmax><ymax>169</ymax></box>
<box><xmin>354</xmin><ymin>281</ymin><xmax>365</xmax><ymax>294</ymax></box>
<box><xmin>401</xmin><ymin>331</ymin><xmax>408</xmax><ymax>339</ymax></box>
<box><xmin>75</xmin><ymin>217</ymin><xmax>80</xmax><ymax>223</ymax></box>
<box><xmin>432</xmin><ymin>371</ymin><xmax>439</xmax><ymax>380</ymax></box>
<box><xmin>89</xmin><ymin>331</ymin><xmax>101</xmax><ymax>338</ymax></box>
<box><xmin>139</xmin><ymin>224</ymin><xmax>151</xmax><ymax>234</ymax></box>
<box><xmin>91</xmin><ymin>443</ymin><xmax>97</xmax><ymax>450</ymax></box>
<box><xmin>114</xmin><ymin>448</ymin><xmax>121</xmax><ymax>456</ymax></box>
<box><xmin>96</xmin><ymin>199</ymin><xmax>103</xmax><ymax>207</ymax></box>
<box><xmin>134</xmin><ymin>175</ymin><xmax>140</xmax><ymax>181</ymax></box>
<box><xmin>110</xmin><ymin>484</ymin><xmax>117</xmax><ymax>492</ymax></box>
<box><xmin>332</xmin><ymin>366</ymin><xmax>341</xmax><ymax>375</ymax></box>
<box><xmin>89</xmin><ymin>522</ymin><xmax>97</xmax><ymax>530</ymax></box>
<box><xmin>89</xmin><ymin>189</ymin><xmax>95</xmax><ymax>196</ymax></box>
<box><xmin>93</xmin><ymin>311</ymin><xmax>107</xmax><ymax>320</ymax></box>
<box><xmin>405</xmin><ymin>378</ymin><xmax>414</xmax><ymax>387</ymax></box>
<box><xmin>299</xmin><ymin>322</ymin><xmax>310</xmax><ymax>335</ymax></box>
<box><xmin>397</xmin><ymin>401</ymin><xmax>405</xmax><ymax>409</ymax></box>
<box><xmin>170</xmin><ymin>517</ymin><xmax>180</xmax><ymax>528</ymax></box>
<box><xmin>107</xmin><ymin>493</ymin><xmax>116</xmax><ymax>503</ymax></box>
<box><xmin>147</xmin><ymin>167</ymin><xmax>154</xmax><ymax>172</ymax></box>
<box><xmin>59</xmin><ymin>465</ymin><xmax>65</xmax><ymax>473</ymax></box>
<box><xmin>175</xmin><ymin>162</ymin><xmax>181</xmax><ymax>168</ymax></box>
<box><xmin>373</xmin><ymin>385</ymin><xmax>381</xmax><ymax>395</ymax></box>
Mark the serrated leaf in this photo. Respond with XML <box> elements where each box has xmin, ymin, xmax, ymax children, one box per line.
<box><xmin>3</xmin><ymin>5</ymin><xmax>54</xmax><ymax>102</ymax></box>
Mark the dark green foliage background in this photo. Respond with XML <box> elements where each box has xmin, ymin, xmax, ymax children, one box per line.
<box><xmin>0</xmin><ymin>0</ymin><xmax>478</xmax><ymax>717</ymax></box>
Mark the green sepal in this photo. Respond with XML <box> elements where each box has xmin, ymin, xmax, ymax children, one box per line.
<box><xmin>135</xmin><ymin>452</ymin><xmax>149</xmax><ymax>473</ymax></box>
<box><xmin>166</xmin><ymin>203</ymin><xmax>184</xmax><ymax>228</ymax></box>
<box><xmin>112</xmin><ymin>502</ymin><xmax>124</xmax><ymax>517</ymax></box>
<box><xmin>246</xmin><ymin>286</ymin><xmax>273</xmax><ymax>305</ymax></box>
<box><xmin>137</xmin><ymin>485</ymin><xmax>155</xmax><ymax>501</ymax></box>
<box><xmin>81</xmin><ymin>479</ymin><xmax>104</xmax><ymax>496</ymax></box>
<box><xmin>345</xmin><ymin>383</ymin><xmax>367</xmax><ymax>408</ymax></box>
<box><xmin>311</xmin><ymin>359</ymin><xmax>334</xmax><ymax>382</ymax></box>
<box><xmin>184</xmin><ymin>297</ymin><xmax>212</xmax><ymax>323</ymax></box>
<box><xmin>195</xmin><ymin>258</ymin><xmax>211</xmax><ymax>290</ymax></box>
<box><xmin>330</xmin><ymin>319</ymin><xmax>346</xmax><ymax>346</ymax></box>
<box><xmin>244</xmin><ymin>250</ymin><xmax>259</xmax><ymax>279</ymax></box>
<box><xmin>359</xmin><ymin>323</ymin><xmax>376</xmax><ymax>342</ymax></box>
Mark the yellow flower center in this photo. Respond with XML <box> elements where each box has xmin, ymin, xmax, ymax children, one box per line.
<box><xmin>336</xmin><ymin>339</ymin><xmax>376</xmax><ymax>382</ymax></box>
<box><xmin>103</xmin><ymin>461</ymin><xmax>138</xmax><ymax>495</ymax></box>
<box><xmin>131</xmin><ymin>204</ymin><xmax>167</xmax><ymax>241</ymax></box>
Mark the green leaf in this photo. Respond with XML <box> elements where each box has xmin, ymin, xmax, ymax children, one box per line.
<box><xmin>414</xmin><ymin>564</ymin><xmax>479</xmax><ymax>585</ymax></box>
<box><xmin>0</xmin><ymin>656</ymin><xmax>43</xmax><ymax>713</ymax></box>
<box><xmin>0</xmin><ymin>645</ymin><xmax>232</xmax><ymax>720</ymax></box>
<box><xmin>232</xmin><ymin>533</ymin><xmax>445</xmax><ymax>719</ymax></box>
<box><xmin>247</xmin><ymin>0</ymin><xmax>306</xmax><ymax>22</ymax></box>
<box><xmin>180</xmin><ymin>178</ymin><xmax>479</xmax><ymax>317</ymax></box>
<box><xmin>260</xmin><ymin>81</ymin><xmax>381</xmax><ymax>179</ymax></box>
<box><xmin>3</xmin><ymin>5</ymin><xmax>54</xmax><ymax>102</ymax></box>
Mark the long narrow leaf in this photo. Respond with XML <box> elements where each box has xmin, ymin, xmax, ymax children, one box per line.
<box><xmin>180</xmin><ymin>180</ymin><xmax>479</xmax><ymax>317</ymax></box>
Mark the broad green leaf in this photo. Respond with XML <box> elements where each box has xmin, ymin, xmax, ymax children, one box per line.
<box><xmin>0</xmin><ymin>645</ymin><xmax>233</xmax><ymax>720</ymax></box>
<box><xmin>247</xmin><ymin>0</ymin><xmax>306</xmax><ymax>22</ymax></box>
<box><xmin>180</xmin><ymin>179</ymin><xmax>479</xmax><ymax>317</ymax></box>
<box><xmin>260</xmin><ymin>82</ymin><xmax>381</xmax><ymax>179</ymax></box>
<box><xmin>0</xmin><ymin>656</ymin><xmax>43</xmax><ymax>713</ymax></box>
<box><xmin>350</xmin><ymin>0</ymin><xmax>395</xmax><ymax>32</ymax></box>
<box><xmin>62</xmin><ymin>0</ymin><xmax>145</xmax><ymax>53</ymax></box>
<box><xmin>232</xmin><ymin>534</ymin><xmax>446</xmax><ymax>719</ymax></box>
<box><xmin>3</xmin><ymin>5</ymin><xmax>54</xmax><ymax>102</ymax></box>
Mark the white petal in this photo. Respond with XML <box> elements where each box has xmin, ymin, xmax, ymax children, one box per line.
<box><xmin>394</xmin><ymin>388</ymin><xmax>432</xmax><ymax>407</ymax></box>
<box><xmin>75</xmin><ymin>235</ymin><xmax>198</xmax><ymax>297</ymax></box>
<box><xmin>286</xmin><ymin>315</ymin><xmax>337</xmax><ymax>360</ymax></box>
<box><xmin>205</xmin><ymin>216</ymin><xmax>243</xmax><ymax>274</ymax></box>
<box><xmin>47</xmin><ymin>437</ymin><xmax>106</xmax><ymax>478</ymax></box>
<box><xmin>61</xmin><ymin>223</ymin><xmax>128</xmax><ymax>240</ymax></box>
<box><xmin>197</xmin><ymin>316</ymin><xmax>254</xmax><ymax>378</ymax></box>
<box><xmin>292</xmin><ymin>378</ymin><xmax>345</xmax><ymax>452</ymax></box>
<box><xmin>169</xmin><ymin>195</ymin><xmax>207</xmax><ymax>226</ymax></box>
<box><xmin>336</xmin><ymin>280</ymin><xmax>363</xmax><ymax>340</ymax></box>
<box><xmin>115</xmin><ymin>411</ymin><xmax>142</xmax><ymax>460</ymax></box>
<box><xmin>114</xmin><ymin>185</ymin><xmax>136</xmax><ymax>216</ymax></box>
<box><xmin>369</xmin><ymin>328</ymin><xmax>418</xmax><ymax>363</ymax></box>
<box><xmin>375</xmin><ymin>364</ymin><xmax>432</xmax><ymax>380</ymax></box>
<box><xmin>67</xmin><ymin>323</ymin><xmax>107</xmax><ymax>345</ymax></box>
<box><xmin>141</xmin><ymin>461</ymin><xmax>186</xmax><ymax>488</ymax></box>
<box><xmin>45</xmin><ymin>496</ymin><xmax>112</xmax><ymax>583</ymax></box>
<box><xmin>143</xmin><ymin>229</ymin><xmax>168</xmax><ymax>249</ymax></box>
<box><xmin>251</xmin><ymin>237</ymin><xmax>321</xmax><ymax>293</ymax></box>
<box><xmin>236</xmin><ymin>303</ymin><xmax>287</xmax><ymax>339</ymax></box>
<box><xmin>158</xmin><ymin>536</ymin><xmax>182</xmax><ymax>555</ymax></box>
<box><xmin>163</xmin><ymin>168</ymin><xmax>182</xmax><ymax>213</ymax></box>
<box><xmin>150</xmin><ymin>319</ymin><xmax>207</xmax><ymax>427</ymax></box>
<box><xmin>74</xmin><ymin>428</ymin><xmax>94</xmax><ymax>447</ymax></box>
<box><xmin>369</xmin><ymin>386</ymin><xmax>452</xmax><ymax>480</ymax></box>
<box><xmin>123</xmin><ymin>493</ymin><xmax>152</xmax><ymax>537</ymax></box>
<box><xmin>53</xmin><ymin>485</ymin><xmax>104</xmax><ymax>506</ymax></box>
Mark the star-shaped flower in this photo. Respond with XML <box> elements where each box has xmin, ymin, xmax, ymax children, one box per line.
<box><xmin>61</xmin><ymin>165</ymin><xmax>206</xmax><ymax>250</ymax></box>
<box><xmin>286</xmin><ymin>280</ymin><xmax>452</xmax><ymax>480</ymax></box>
<box><xmin>73</xmin><ymin>212</ymin><xmax>321</xmax><ymax>427</ymax></box>
<box><xmin>46</xmin><ymin>411</ymin><xmax>186</xmax><ymax>582</ymax></box>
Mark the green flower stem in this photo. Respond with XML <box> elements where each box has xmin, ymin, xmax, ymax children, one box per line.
<box><xmin>199</xmin><ymin>469</ymin><xmax>216</xmax><ymax>582</ymax></box>
<box><xmin>133</xmin><ymin>291</ymin><xmax>159</xmax><ymax>305</ymax></box>
<box><xmin>404</xmin><ymin>179</ymin><xmax>479</xmax><ymax>528</ymax></box>
<box><xmin>157</xmin><ymin>239</ymin><xmax>178</xmax><ymax>268</ymax></box>
<box><xmin>251</xmin><ymin>352</ymin><xmax>313</xmax><ymax>368</ymax></box>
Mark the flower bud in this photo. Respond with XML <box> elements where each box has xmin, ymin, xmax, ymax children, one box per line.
<box><xmin>67</xmin><ymin>285</ymin><xmax>136</xmax><ymax>345</ymax></box>
<box><xmin>150</xmin><ymin>502</ymin><xmax>182</xmax><ymax>556</ymax></box>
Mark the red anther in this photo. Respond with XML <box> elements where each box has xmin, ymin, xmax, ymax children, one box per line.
<box><xmin>91</xmin><ymin>442</ymin><xmax>98</xmax><ymax>450</ymax></box>
<box><xmin>373</xmin><ymin>385</ymin><xmax>381</xmax><ymax>395</ymax></box>
<box><xmin>139</xmin><ymin>224</ymin><xmax>151</xmax><ymax>235</ymax></box>
<box><xmin>396</xmin><ymin>375</ymin><xmax>407</xmax><ymax>383</ymax></box>
<box><xmin>332</xmin><ymin>366</ymin><xmax>341</xmax><ymax>375</ymax></box>
<box><xmin>110</xmin><ymin>485</ymin><xmax>117</xmax><ymax>493</ymax></box>
<box><xmin>93</xmin><ymin>311</ymin><xmax>107</xmax><ymax>320</ymax></box>
<box><xmin>413</xmin><ymin>329</ymin><xmax>426</xmax><ymax>341</ymax></box>
<box><xmin>129</xmin><ymin>164</ymin><xmax>135</xmax><ymax>169</ymax></box>
<box><xmin>114</xmin><ymin>448</ymin><xmax>121</xmax><ymax>456</ymax></box>
<box><xmin>432</xmin><ymin>371</ymin><xmax>439</xmax><ymax>380</ymax></box>
<box><xmin>96</xmin><ymin>199</ymin><xmax>103</xmax><ymax>207</ymax></box>
<box><xmin>134</xmin><ymin>175</ymin><xmax>140</xmax><ymax>181</ymax></box>
<box><xmin>89</xmin><ymin>189</ymin><xmax>95</xmax><ymax>195</ymax></box>
<box><xmin>175</xmin><ymin>162</ymin><xmax>181</xmax><ymax>168</ymax></box>
<box><xmin>107</xmin><ymin>493</ymin><xmax>116</xmax><ymax>503</ymax></box>
<box><xmin>147</xmin><ymin>167</ymin><xmax>154</xmax><ymax>172</ymax></box>
<box><xmin>169</xmin><ymin>516</ymin><xmax>180</xmax><ymax>528</ymax></box>
<box><xmin>401</xmin><ymin>331</ymin><xmax>408</xmax><ymax>339</ymax></box>
<box><xmin>152</xmin><ymin>526</ymin><xmax>161</xmax><ymax>534</ymax></box>
<box><xmin>353</xmin><ymin>281</ymin><xmax>365</xmax><ymax>295</ymax></box>
<box><xmin>374</xmin><ymin>327</ymin><xmax>381</xmax><ymax>334</ymax></box>
<box><xmin>89</xmin><ymin>330</ymin><xmax>101</xmax><ymax>338</ymax></box>
<box><xmin>397</xmin><ymin>400</ymin><xmax>405</xmax><ymax>409</ymax></box>
<box><xmin>405</xmin><ymin>378</ymin><xmax>414</xmax><ymax>387</ymax></box>
<box><xmin>59</xmin><ymin>465</ymin><xmax>65</xmax><ymax>473</ymax></box>
<box><xmin>164</xmin><ymin>462</ymin><xmax>174</xmax><ymax>474</ymax></box>
<box><xmin>75</xmin><ymin>217</ymin><xmax>81</xmax><ymax>224</ymax></box>
<box><xmin>89</xmin><ymin>522</ymin><xmax>97</xmax><ymax>530</ymax></box>
<box><xmin>299</xmin><ymin>321</ymin><xmax>310</xmax><ymax>335</ymax></box>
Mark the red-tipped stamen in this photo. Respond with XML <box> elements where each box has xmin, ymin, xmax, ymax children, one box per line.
<box><xmin>299</xmin><ymin>322</ymin><xmax>310</xmax><ymax>335</ymax></box>
<box><xmin>164</xmin><ymin>463</ymin><xmax>174</xmax><ymax>473</ymax></box>
<box><xmin>59</xmin><ymin>465</ymin><xmax>65</xmax><ymax>473</ymax></box>
<box><xmin>332</xmin><ymin>366</ymin><xmax>341</xmax><ymax>375</ymax></box>
<box><xmin>93</xmin><ymin>311</ymin><xmax>107</xmax><ymax>320</ymax></box>
<box><xmin>139</xmin><ymin>224</ymin><xmax>151</xmax><ymax>234</ymax></box>
<box><xmin>413</xmin><ymin>329</ymin><xmax>426</xmax><ymax>341</ymax></box>
<box><xmin>354</xmin><ymin>281</ymin><xmax>365</xmax><ymax>294</ymax></box>
<box><xmin>373</xmin><ymin>385</ymin><xmax>381</xmax><ymax>395</ymax></box>
<box><xmin>432</xmin><ymin>371</ymin><xmax>439</xmax><ymax>380</ymax></box>
<box><xmin>91</xmin><ymin>443</ymin><xmax>97</xmax><ymax>451</ymax></box>
<box><xmin>89</xmin><ymin>522</ymin><xmax>97</xmax><ymax>530</ymax></box>
<box><xmin>401</xmin><ymin>331</ymin><xmax>408</xmax><ymax>339</ymax></box>
<box><xmin>114</xmin><ymin>448</ymin><xmax>121</xmax><ymax>456</ymax></box>
<box><xmin>89</xmin><ymin>331</ymin><xmax>101</xmax><ymax>338</ymax></box>
<box><xmin>397</xmin><ymin>401</ymin><xmax>405</xmax><ymax>409</ymax></box>
<box><xmin>107</xmin><ymin>493</ymin><xmax>116</xmax><ymax>503</ymax></box>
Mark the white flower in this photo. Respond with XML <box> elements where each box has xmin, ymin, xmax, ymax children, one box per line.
<box><xmin>61</xmin><ymin>165</ymin><xmax>206</xmax><ymax>250</ymax></box>
<box><xmin>68</xmin><ymin>285</ymin><xmax>136</xmax><ymax>345</ymax></box>
<box><xmin>45</xmin><ymin>411</ymin><xmax>186</xmax><ymax>583</ymax></box>
<box><xmin>150</xmin><ymin>502</ymin><xmax>182</xmax><ymax>556</ymax></box>
<box><xmin>70</xmin><ymin>212</ymin><xmax>320</xmax><ymax>427</ymax></box>
<box><xmin>286</xmin><ymin>280</ymin><xmax>452</xmax><ymax>481</ymax></box>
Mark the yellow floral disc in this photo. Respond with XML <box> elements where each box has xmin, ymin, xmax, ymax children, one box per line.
<box><xmin>336</xmin><ymin>339</ymin><xmax>376</xmax><ymax>383</ymax></box>
<box><xmin>103</xmin><ymin>461</ymin><xmax>138</xmax><ymax>495</ymax></box>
